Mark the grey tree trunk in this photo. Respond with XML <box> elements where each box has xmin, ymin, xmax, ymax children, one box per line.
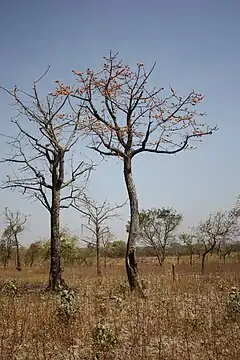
<box><xmin>49</xmin><ymin>158</ymin><xmax>62</xmax><ymax>290</ymax></box>
<box><xmin>49</xmin><ymin>188</ymin><xmax>61</xmax><ymax>290</ymax></box>
<box><xmin>96</xmin><ymin>225</ymin><xmax>101</xmax><ymax>276</ymax></box>
<box><xmin>123</xmin><ymin>157</ymin><xmax>145</xmax><ymax>297</ymax></box>
<box><xmin>14</xmin><ymin>234</ymin><xmax>21</xmax><ymax>271</ymax></box>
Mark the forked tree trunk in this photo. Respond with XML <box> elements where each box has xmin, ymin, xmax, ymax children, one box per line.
<box><xmin>123</xmin><ymin>157</ymin><xmax>145</xmax><ymax>298</ymax></box>
<box><xmin>201</xmin><ymin>243</ymin><xmax>216</xmax><ymax>275</ymax></box>
<box><xmin>222</xmin><ymin>250</ymin><xmax>231</xmax><ymax>264</ymax></box>
<box><xmin>49</xmin><ymin>187</ymin><xmax>62</xmax><ymax>290</ymax></box>
<box><xmin>152</xmin><ymin>243</ymin><xmax>162</xmax><ymax>266</ymax></box>
<box><xmin>156</xmin><ymin>251</ymin><xmax>163</xmax><ymax>266</ymax></box>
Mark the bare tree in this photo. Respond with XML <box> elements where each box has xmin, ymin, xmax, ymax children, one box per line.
<box><xmin>101</xmin><ymin>229</ymin><xmax>115</xmax><ymax>269</ymax></box>
<box><xmin>74</xmin><ymin>243</ymin><xmax>95</xmax><ymax>267</ymax></box>
<box><xmin>24</xmin><ymin>241</ymin><xmax>42</xmax><ymax>267</ymax></box>
<box><xmin>2</xmin><ymin>208</ymin><xmax>27</xmax><ymax>271</ymax></box>
<box><xmin>54</xmin><ymin>52</ymin><xmax>216</xmax><ymax>294</ymax></box>
<box><xmin>0</xmin><ymin>231</ymin><xmax>14</xmax><ymax>268</ymax></box>
<box><xmin>173</xmin><ymin>241</ymin><xmax>186</xmax><ymax>266</ymax></box>
<box><xmin>179</xmin><ymin>232</ymin><xmax>196</xmax><ymax>265</ymax></box>
<box><xmin>137</xmin><ymin>208</ymin><xmax>183</xmax><ymax>266</ymax></box>
<box><xmin>0</xmin><ymin>71</ymin><xmax>93</xmax><ymax>290</ymax></box>
<box><xmin>72</xmin><ymin>195</ymin><xmax>124</xmax><ymax>275</ymax></box>
<box><xmin>218</xmin><ymin>239</ymin><xmax>233</xmax><ymax>264</ymax></box>
<box><xmin>195</xmin><ymin>210</ymin><xmax>238</xmax><ymax>275</ymax></box>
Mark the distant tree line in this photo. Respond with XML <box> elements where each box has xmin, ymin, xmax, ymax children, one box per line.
<box><xmin>1</xmin><ymin>204</ymin><xmax>240</xmax><ymax>277</ymax></box>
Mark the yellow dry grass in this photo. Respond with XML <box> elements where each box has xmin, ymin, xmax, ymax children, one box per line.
<box><xmin>0</xmin><ymin>256</ymin><xmax>240</xmax><ymax>359</ymax></box>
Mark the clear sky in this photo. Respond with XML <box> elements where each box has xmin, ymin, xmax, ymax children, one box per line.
<box><xmin>0</xmin><ymin>0</ymin><xmax>239</xmax><ymax>244</ymax></box>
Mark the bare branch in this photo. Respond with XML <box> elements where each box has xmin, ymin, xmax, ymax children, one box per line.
<box><xmin>132</xmin><ymin>130</ymin><xmax>214</xmax><ymax>157</ymax></box>
<box><xmin>1</xmin><ymin>75</ymin><xmax>93</xmax><ymax>213</ymax></box>
<box><xmin>72</xmin><ymin>194</ymin><xmax>126</xmax><ymax>243</ymax></box>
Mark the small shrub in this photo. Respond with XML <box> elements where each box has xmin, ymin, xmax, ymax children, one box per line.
<box><xmin>92</xmin><ymin>321</ymin><xmax>118</xmax><ymax>358</ymax></box>
<box><xmin>57</xmin><ymin>283</ymin><xmax>76</xmax><ymax>321</ymax></box>
<box><xmin>226</xmin><ymin>286</ymin><xmax>240</xmax><ymax>320</ymax></box>
<box><xmin>109</xmin><ymin>279</ymin><xmax>129</xmax><ymax>299</ymax></box>
<box><xmin>2</xmin><ymin>279</ymin><xmax>18</xmax><ymax>296</ymax></box>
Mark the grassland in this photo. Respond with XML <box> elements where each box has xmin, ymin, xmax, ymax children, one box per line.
<box><xmin>0</xmin><ymin>256</ymin><xmax>240</xmax><ymax>360</ymax></box>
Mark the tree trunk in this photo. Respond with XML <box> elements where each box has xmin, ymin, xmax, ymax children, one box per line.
<box><xmin>223</xmin><ymin>253</ymin><xmax>226</xmax><ymax>264</ymax></box>
<box><xmin>189</xmin><ymin>252</ymin><xmax>193</xmax><ymax>265</ymax></box>
<box><xmin>4</xmin><ymin>248</ymin><xmax>11</xmax><ymax>268</ymax></box>
<box><xmin>123</xmin><ymin>157</ymin><xmax>145</xmax><ymax>297</ymax></box>
<box><xmin>96</xmin><ymin>225</ymin><xmax>101</xmax><ymax>276</ymax></box>
<box><xmin>202</xmin><ymin>242</ymin><xmax>217</xmax><ymax>275</ymax></box>
<box><xmin>30</xmin><ymin>255</ymin><xmax>34</xmax><ymax>267</ymax></box>
<box><xmin>152</xmin><ymin>244</ymin><xmax>162</xmax><ymax>266</ymax></box>
<box><xmin>156</xmin><ymin>251</ymin><xmax>162</xmax><ymax>266</ymax></box>
<box><xmin>4</xmin><ymin>255</ymin><xmax>8</xmax><ymax>268</ymax></box>
<box><xmin>48</xmin><ymin>153</ymin><xmax>65</xmax><ymax>291</ymax></box>
<box><xmin>177</xmin><ymin>255</ymin><xmax>180</xmax><ymax>266</ymax></box>
<box><xmin>104</xmin><ymin>250</ymin><xmax>107</xmax><ymax>269</ymax></box>
<box><xmin>49</xmin><ymin>187</ymin><xmax>61</xmax><ymax>290</ymax></box>
<box><xmin>14</xmin><ymin>234</ymin><xmax>22</xmax><ymax>271</ymax></box>
<box><xmin>161</xmin><ymin>249</ymin><xmax>165</xmax><ymax>265</ymax></box>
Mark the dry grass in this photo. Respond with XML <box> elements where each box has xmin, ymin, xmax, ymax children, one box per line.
<box><xmin>0</xmin><ymin>257</ymin><xmax>240</xmax><ymax>359</ymax></box>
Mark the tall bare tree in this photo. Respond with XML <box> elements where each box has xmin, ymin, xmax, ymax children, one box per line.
<box><xmin>2</xmin><ymin>208</ymin><xmax>27</xmax><ymax>271</ymax></box>
<box><xmin>195</xmin><ymin>210</ymin><xmax>239</xmax><ymax>275</ymax></box>
<box><xmin>54</xmin><ymin>52</ymin><xmax>216</xmax><ymax>295</ymax></box>
<box><xmin>0</xmin><ymin>71</ymin><xmax>92</xmax><ymax>289</ymax></box>
<box><xmin>72</xmin><ymin>195</ymin><xmax>124</xmax><ymax>275</ymax></box>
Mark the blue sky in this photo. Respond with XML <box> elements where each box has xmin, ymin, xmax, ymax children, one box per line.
<box><xmin>0</xmin><ymin>0</ymin><xmax>239</xmax><ymax>244</ymax></box>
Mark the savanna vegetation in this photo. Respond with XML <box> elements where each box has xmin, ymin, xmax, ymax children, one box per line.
<box><xmin>0</xmin><ymin>53</ymin><xmax>239</xmax><ymax>359</ymax></box>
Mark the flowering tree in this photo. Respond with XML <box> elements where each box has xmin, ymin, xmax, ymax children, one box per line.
<box><xmin>54</xmin><ymin>52</ymin><xmax>216</xmax><ymax>296</ymax></box>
